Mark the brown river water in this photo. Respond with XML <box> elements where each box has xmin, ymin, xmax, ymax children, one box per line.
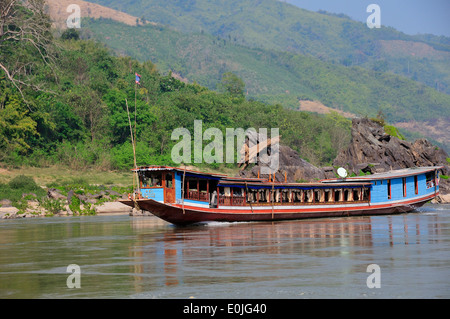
<box><xmin>0</xmin><ymin>204</ymin><xmax>449</xmax><ymax>299</ymax></box>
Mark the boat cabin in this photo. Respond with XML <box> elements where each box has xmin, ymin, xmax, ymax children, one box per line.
<box><xmin>216</xmin><ymin>180</ymin><xmax>371</xmax><ymax>207</ymax></box>
<box><xmin>134</xmin><ymin>166</ymin><xmax>226</xmax><ymax>207</ymax></box>
<box><xmin>133</xmin><ymin>166</ymin><xmax>381</xmax><ymax>208</ymax></box>
<box><xmin>321</xmin><ymin>166</ymin><xmax>442</xmax><ymax>204</ymax></box>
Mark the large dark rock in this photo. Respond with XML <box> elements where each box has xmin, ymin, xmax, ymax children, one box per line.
<box><xmin>47</xmin><ymin>188</ymin><xmax>67</xmax><ymax>200</ymax></box>
<box><xmin>333</xmin><ymin>118</ymin><xmax>449</xmax><ymax>193</ymax></box>
<box><xmin>238</xmin><ymin>145</ymin><xmax>327</xmax><ymax>182</ymax></box>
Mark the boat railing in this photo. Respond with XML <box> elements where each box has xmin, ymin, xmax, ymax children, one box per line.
<box><xmin>217</xmin><ymin>193</ymin><xmax>369</xmax><ymax>206</ymax></box>
<box><xmin>218</xmin><ymin>195</ymin><xmax>245</xmax><ymax>206</ymax></box>
<box><xmin>187</xmin><ymin>190</ymin><xmax>209</xmax><ymax>202</ymax></box>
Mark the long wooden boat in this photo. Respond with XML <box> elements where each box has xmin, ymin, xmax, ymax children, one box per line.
<box><xmin>120</xmin><ymin>165</ymin><xmax>443</xmax><ymax>225</ymax></box>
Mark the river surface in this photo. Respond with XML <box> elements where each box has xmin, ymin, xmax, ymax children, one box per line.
<box><xmin>0</xmin><ymin>204</ymin><xmax>449</xmax><ymax>299</ymax></box>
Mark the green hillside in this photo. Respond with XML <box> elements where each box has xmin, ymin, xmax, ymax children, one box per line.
<box><xmin>84</xmin><ymin>18</ymin><xmax>450</xmax><ymax>127</ymax></box>
<box><xmin>87</xmin><ymin>0</ymin><xmax>450</xmax><ymax>94</ymax></box>
<box><xmin>0</xmin><ymin>1</ymin><xmax>356</xmax><ymax>170</ymax></box>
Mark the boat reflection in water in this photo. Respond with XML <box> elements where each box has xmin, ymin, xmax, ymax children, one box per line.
<box><xmin>129</xmin><ymin>209</ymin><xmax>445</xmax><ymax>295</ymax></box>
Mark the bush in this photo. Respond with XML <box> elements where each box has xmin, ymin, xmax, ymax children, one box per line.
<box><xmin>40</xmin><ymin>198</ymin><xmax>64</xmax><ymax>215</ymax></box>
<box><xmin>0</xmin><ymin>175</ymin><xmax>46</xmax><ymax>209</ymax></box>
<box><xmin>8</xmin><ymin>175</ymin><xmax>39</xmax><ymax>191</ymax></box>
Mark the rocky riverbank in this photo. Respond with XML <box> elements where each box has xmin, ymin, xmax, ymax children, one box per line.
<box><xmin>0</xmin><ymin>187</ymin><xmax>133</xmax><ymax>219</ymax></box>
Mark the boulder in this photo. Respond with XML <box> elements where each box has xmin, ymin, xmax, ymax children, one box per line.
<box><xmin>238</xmin><ymin>145</ymin><xmax>326</xmax><ymax>182</ymax></box>
<box><xmin>432</xmin><ymin>193</ymin><xmax>450</xmax><ymax>204</ymax></box>
<box><xmin>0</xmin><ymin>207</ymin><xmax>19</xmax><ymax>219</ymax></box>
<box><xmin>333</xmin><ymin>118</ymin><xmax>449</xmax><ymax>172</ymax></box>
<box><xmin>333</xmin><ymin>118</ymin><xmax>449</xmax><ymax>194</ymax></box>
<box><xmin>0</xmin><ymin>199</ymin><xmax>12</xmax><ymax>207</ymax></box>
<box><xmin>47</xmin><ymin>188</ymin><xmax>66</xmax><ymax>200</ymax></box>
<box><xmin>67</xmin><ymin>190</ymin><xmax>74</xmax><ymax>204</ymax></box>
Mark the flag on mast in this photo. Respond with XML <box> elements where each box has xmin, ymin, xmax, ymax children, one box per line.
<box><xmin>135</xmin><ymin>73</ymin><xmax>141</xmax><ymax>84</ymax></box>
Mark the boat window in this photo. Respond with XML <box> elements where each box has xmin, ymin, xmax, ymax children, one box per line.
<box><xmin>334</xmin><ymin>189</ymin><xmax>342</xmax><ymax>202</ymax></box>
<box><xmin>304</xmin><ymin>190</ymin><xmax>312</xmax><ymax>203</ymax></box>
<box><xmin>323</xmin><ymin>189</ymin><xmax>330</xmax><ymax>202</ymax></box>
<box><xmin>188</xmin><ymin>178</ymin><xmax>197</xmax><ymax>191</ymax></box>
<box><xmin>231</xmin><ymin>188</ymin><xmax>245</xmax><ymax>206</ymax></box>
<box><xmin>292</xmin><ymin>190</ymin><xmax>303</xmax><ymax>203</ymax></box>
<box><xmin>353</xmin><ymin>189</ymin><xmax>360</xmax><ymax>201</ymax></box>
<box><xmin>258</xmin><ymin>189</ymin><xmax>267</xmax><ymax>203</ymax></box>
<box><xmin>199</xmin><ymin>179</ymin><xmax>208</xmax><ymax>192</ymax></box>
<box><xmin>247</xmin><ymin>189</ymin><xmax>257</xmax><ymax>203</ymax></box>
<box><xmin>362</xmin><ymin>188</ymin><xmax>370</xmax><ymax>201</ymax></box>
<box><xmin>282</xmin><ymin>190</ymin><xmax>289</xmax><ymax>203</ymax></box>
<box><xmin>141</xmin><ymin>172</ymin><xmax>162</xmax><ymax>188</ymax></box>
<box><xmin>233</xmin><ymin>188</ymin><xmax>243</xmax><ymax>197</ymax></box>
<box><xmin>140</xmin><ymin>172</ymin><xmax>150</xmax><ymax>188</ymax></box>
<box><xmin>314</xmin><ymin>190</ymin><xmax>320</xmax><ymax>203</ymax></box>
<box><xmin>414</xmin><ymin>176</ymin><xmax>418</xmax><ymax>195</ymax></box>
<box><xmin>403</xmin><ymin>178</ymin><xmax>407</xmax><ymax>197</ymax></box>
<box><xmin>387</xmin><ymin>179</ymin><xmax>391</xmax><ymax>199</ymax></box>
<box><xmin>426</xmin><ymin>172</ymin><xmax>435</xmax><ymax>189</ymax></box>
<box><xmin>344</xmin><ymin>189</ymin><xmax>350</xmax><ymax>201</ymax></box>
<box><xmin>166</xmin><ymin>173</ymin><xmax>173</xmax><ymax>188</ymax></box>
<box><xmin>275</xmin><ymin>189</ymin><xmax>281</xmax><ymax>203</ymax></box>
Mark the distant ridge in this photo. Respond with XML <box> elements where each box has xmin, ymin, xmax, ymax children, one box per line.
<box><xmin>45</xmin><ymin>0</ymin><xmax>156</xmax><ymax>28</ymax></box>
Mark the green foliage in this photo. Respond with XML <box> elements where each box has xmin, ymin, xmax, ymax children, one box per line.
<box><xmin>384</xmin><ymin>125</ymin><xmax>405</xmax><ymax>140</ymax></box>
<box><xmin>68</xmin><ymin>195</ymin><xmax>81</xmax><ymax>213</ymax></box>
<box><xmin>1</xmin><ymin>0</ymin><xmax>428</xmax><ymax>173</ymax></box>
<box><xmin>0</xmin><ymin>94</ymin><xmax>39</xmax><ymax>158</ymax></box>
<box><xmin>84</xmin><ymin>18</ymin><xmax>450</xmax><ymax>127</ymax></box>
<box><xmin>87</xmin><ymin>0</ymin><xmax>450</xmax><ymax>94</ymax></box>
<box><xmin>0</xmin><ymin>175</ymin><xmax>46</xmax><ymax>209</ymax></box>
<box><xmin>217</xmin><ymin>72</ymin><xmax>245</xmax><ymax>97</ymax></box>
<box><xmin>39</xmin><ymin>198</ymin><xmax>64</xmax><ymax>215</ymax></box>
<box><xmin>7</xmin><ymin>175</ymin><xmax>45</xmax><ymax>196</ymax></box>
<box><xmin>61</xmin><ymin>28</ymin><xmax>80</xmax><ymax>41</ymax></box>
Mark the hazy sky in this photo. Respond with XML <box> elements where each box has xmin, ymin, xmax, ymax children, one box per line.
<box><xmin>285</xmin><ymin>0</ymin><xmax>450</xmax><ymax>37</ymax></box>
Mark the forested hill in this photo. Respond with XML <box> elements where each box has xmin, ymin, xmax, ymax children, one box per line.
<box><xmin>86</xmin><ymin>0</ymin><xmax>450</xmax><ymax>95</ymax></box>
<box><xmin>85</xmin><ymin>18</ymin><xmax>450</xmax><ymax>125</ymax></box>
<box><xmin>0</xmin><ymin>1</ymin><xmax>355</xmax><ymax>171</ymax></box>
<box><xmin>69</xmin><ymin>0</ymin><xmax>450</xmax><ymax>150</ymax></box>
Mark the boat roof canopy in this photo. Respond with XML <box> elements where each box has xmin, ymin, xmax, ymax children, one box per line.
<box><xmin>321</xmin><ymin>166</ymin><xmax>444</xmax><ymax>183</ymax></box>
<box><xmin>218</xmin><ymin>180</ymin><xmax>372</xmax><ymax>189</ymax></box>
<box><xmin>133</xmin><ymin>165</ymin><xmax>227</xmax><ymax>179</ymax></box>
<box><xmin>133</xmin><ymin>165</ymin><xmax>443</xmax><ymax>187</ymax></box>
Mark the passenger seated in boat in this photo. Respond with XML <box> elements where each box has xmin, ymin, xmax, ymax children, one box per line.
<box><xmin>210</xmin><ymin>190</ymin><xmax>217</xmax><ymax>208</ymax></box>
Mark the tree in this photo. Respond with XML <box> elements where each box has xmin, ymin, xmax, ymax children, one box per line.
<box><xmin>0</xmin><ymin>94</ymin><xmax>38</xmax><ymax>159</ymax></box>
<box><xmin>61</xmin><ymin>28</ymin><xmax>80</xmax><ymax>41</ymax></box>
<box><xmin>0</xmin><ymin>0</ymin><xmax>56</xmax><ymax>102</ymax></box>
<box><xmin>218</xmin><ymin>72</ymin><xmax>245</xmax><ymax>97</ymax></box>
